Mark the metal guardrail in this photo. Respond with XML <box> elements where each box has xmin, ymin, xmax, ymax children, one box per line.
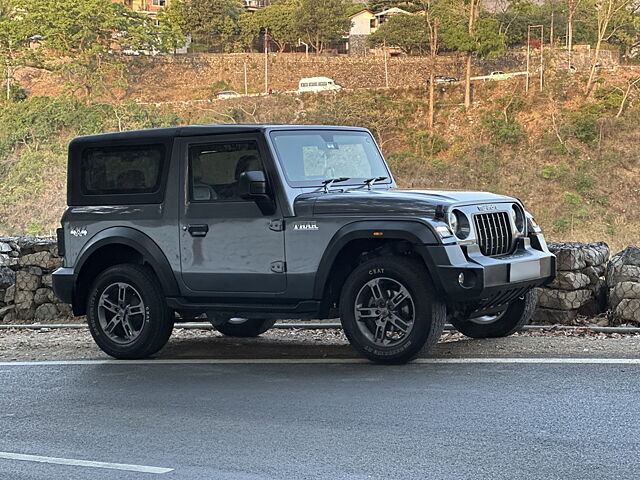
<box><xmin>1</xmin><ymin>322</ymin><xmax>639</xmax><ymax>334</ymax></box>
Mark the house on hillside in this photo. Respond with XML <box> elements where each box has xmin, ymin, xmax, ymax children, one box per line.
<box><xmin>113</xmin><ymin>0</ymin><xmax>270</xmax><ymax>17</ymax></box>
<box><xmin>346</xmin><ymin>7</ymin><xmax>411</xmax><ymax>56</ymax></box>
<box><xmin>112</xmin><ymin>0</ymin><xmax>169</xmax><ymax>18</ymax></box>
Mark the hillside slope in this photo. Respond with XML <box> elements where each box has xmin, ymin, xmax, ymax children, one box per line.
<box><xmin>1</xmin><ymin>65</ymin><xmax>638</xmax><ymax>251</ymax></box>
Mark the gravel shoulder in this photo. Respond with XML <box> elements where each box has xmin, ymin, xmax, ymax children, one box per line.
<box><xmin>0</xmin><ymin>326</ymin><xmax>639</xmax><ymax>361</ymax></box>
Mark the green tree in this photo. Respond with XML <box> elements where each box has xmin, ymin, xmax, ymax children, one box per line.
<box><xmin>0</xmin><ymin>0</ymin><xmax>34</xmax><ymax>101</ymax></box>
<box><xmin>439</xmin><ymin>0</ymin><xmax>506</xmax><ymax>108</ymax></box>
<box><xmin>180</xmin><ymin>0</ymin><xmax>245</xmax><ymax>52</ymax></box>
<box><xmin>369</xmin><ymin>13</ymin><xmax>431</xmax><ymax>55</ymax></box>
<box><xmin>18</xmin><ymin>0</ymin><xmax>182</xmax><ymax>98</ymax></box>
<box><xmin>295</xmin><ymin>0</ymin><xmax>351</xmax><ymax>53</ymax></box>
<box><xmin>368</xmin><ymin>1</ymin><xmax>422</xmax><ymax>12</ymax></box>
<box><xmin>238</xmin><ymin>0</ymin><xmax>300</xmax><ymax>53</ymax></box>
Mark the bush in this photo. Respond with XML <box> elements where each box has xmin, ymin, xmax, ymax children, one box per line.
<box><xmin>480</xmin><ymin>109</ymin><xmax>524</xmax><ymax>145</ymax></box>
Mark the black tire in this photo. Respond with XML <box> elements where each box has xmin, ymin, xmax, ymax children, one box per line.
<box><xmin>86</xmin><ymin>264</ymin><xmax>174</xmax><ymax>359</ymax></box>
<box><xmin>450</xmin><ymin>289</ymin><xmax>538</xmax><ymax>339</ymax></box>
<box><xmin>214</xmin><ymin>318</ymin><xmax>277</xmax><ymax>337</ymax></box>
<box><xmin>340</xmin><ymin>256</ymin><xmax>446</xmax><ymax>364</ymax></box>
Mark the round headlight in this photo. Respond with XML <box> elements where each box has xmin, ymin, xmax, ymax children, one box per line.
<box><xmin>448</xmin><ymin>211</ymin><xmax>458</xmax><ymax>233</ymax></box>
<box><xmin>511</xmin><ymin>205</ymin><xmax>525</xmax><ymax>233</ymax></box>
<box><xmin>449</xmin><ymin>209</ymin><xmax>470</xmax><ymax>239</ymax></box>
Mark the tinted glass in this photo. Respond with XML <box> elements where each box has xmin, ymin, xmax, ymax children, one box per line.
<box><xmin>270</xmin><ymin>130</ymin><xmax>389</xmax><ymax>186</ymax></box>
<box><xmin>189</xmin><ymin>141</ymin><xmax>263</xmax><ymax>202</ymax></box>
<box><xmin>81</xmin><ymin>145</ymin><xmax>164</xmax><ymax>195</ymax></box>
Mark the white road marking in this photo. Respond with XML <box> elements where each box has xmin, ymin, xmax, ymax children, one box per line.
<box><xmin>0</xmin><ymin>357</ymin><xmax>638</xmax><ymax>366</ymax></box>
<box><xmin>0</xmin><ymin>451</ymin><xmax>173</xmax><ymax>474</ymax></box>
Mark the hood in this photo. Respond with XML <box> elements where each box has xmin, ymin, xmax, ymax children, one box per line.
<box><xmin>294</xmin><ymin>189</ymin><xmax>517</xmax><ymax>217</ymax></box>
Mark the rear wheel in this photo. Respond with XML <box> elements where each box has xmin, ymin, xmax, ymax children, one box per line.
<box><xmin>214</xmin><ymin>318</ymin><xmax>277</xmax><ymax>337</ymax></box>
<box><xmin>450</xmin><ymin>289</ymin><xmax>537</xmax><ymax>339</ymax></box>
<box><xmin>340</xmin><ymin>256</ymin><xmax>446</xmax><ymax>364</ymax></box>
<box><xmin>86</xmin><ymin>264</ymin><xmax>173</xmax><ymax>359</ymax></box>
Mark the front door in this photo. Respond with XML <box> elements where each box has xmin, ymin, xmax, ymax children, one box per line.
<box><xmin>178</xmin><ymin>135</ymin><xmax>286</xmax><ymax>294</ymax></box>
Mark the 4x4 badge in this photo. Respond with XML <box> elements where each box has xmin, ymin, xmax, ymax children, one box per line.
<box><xmin>477</xmin><ymin>205</ymin><xmax>497</xmax><ymax>211</ymax></box>
<box><xmin>70</xmin><ymin>227</ymin><xmax>87</xmax><ymax>237</ymax></box>
<box><xmin>293</xmin><ymin>222</ymin><xmax>319</xmax><ymax>231</ymax></box>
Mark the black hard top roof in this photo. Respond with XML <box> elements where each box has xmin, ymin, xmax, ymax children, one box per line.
<box><xmin>69</xmin><ymin>124</ymin><xmax>370</xmax><ymax>145</ymax></box>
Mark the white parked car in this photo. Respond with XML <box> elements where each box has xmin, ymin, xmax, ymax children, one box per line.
<box><xmin>298</xmin><ymin>77</ymin><xmax>342</xmax><ymax>93</ymax></box>
<box><xmin>215</xmin><ymin>91</ymin><xmax>242</xmax><ymax>99</ymax></box>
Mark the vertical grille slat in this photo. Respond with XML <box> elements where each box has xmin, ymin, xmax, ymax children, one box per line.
<box><xmin>474</xmin><ymin>211</ymin><xmax>513</xmax><ymax>257</ymax></box>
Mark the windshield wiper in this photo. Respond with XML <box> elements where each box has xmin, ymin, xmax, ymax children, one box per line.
<box><xmin>362</xmin><ymin>176</ymin><xmax>388</xmax><ymax>190</ymax></box>
<box><xmin>320</xmin><ymin>177</ymin><xmax>350</xmax><ymax>193</ymax></box>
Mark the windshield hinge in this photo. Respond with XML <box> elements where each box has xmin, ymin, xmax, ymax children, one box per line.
<box><xmin>269</xmin><ymin>219</ymin><xmax>284</xmax><ymax>232</ymax></box>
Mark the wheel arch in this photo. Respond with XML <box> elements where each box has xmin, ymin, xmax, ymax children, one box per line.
<box><xmin>314</xmin><ymin>220</ymin><xmax>439</xmax><ymax>317</ymax></box>
<box><xmin>72</xmin><ymin>227</ymin><xmax>179</xmax><ymax>315</ymax></box>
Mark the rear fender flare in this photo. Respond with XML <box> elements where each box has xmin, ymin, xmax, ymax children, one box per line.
<box><xmin>75</xmin><ymin>227</ymin><xmax>179</xmax><ymax>297</ymax></box>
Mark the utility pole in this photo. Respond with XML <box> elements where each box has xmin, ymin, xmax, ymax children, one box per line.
<box><xmin>383</xmin><ymin>39</ymin><xmax>389</xmax><ymax>88</ymax></box>
<box><xmin>244</xmin><ymin>58</ymin><xmax>248</xmax><ymax>96</ymax></box>
<box><xmin>298</xmin><ymin>38</ymin><xmax>309</xmax><ymax>58</ymax></box>
<box><xmin>526</xmin><ymin>25</ymin><xmax>544</xmax><ymax>94</ymax></box>
<box><xmin>264</xmin><ymin>27</ymin><xmax>269</xmax><ymax>93</ymax></box>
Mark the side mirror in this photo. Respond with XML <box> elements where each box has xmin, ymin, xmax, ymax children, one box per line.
<box><xmin>238</xmin><ymin>170</ymin><xmax>275</xmax><ymax>215</ymax></box>
<box><xmin>238</xmin><ymin>170</ymin><xmax>268</xmax><ymax>199</ymax></box>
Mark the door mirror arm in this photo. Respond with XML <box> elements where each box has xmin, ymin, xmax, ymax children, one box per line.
<box><xmin>238</xmin><ymin>170</ymin><xmax>275</xmax><ymax>215</ymax></box>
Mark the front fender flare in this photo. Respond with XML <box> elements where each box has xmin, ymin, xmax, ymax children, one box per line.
<box><xmin>313</xmin><ymin>219</ymin><xmax>439</xmax><ymax>298</ymax></box>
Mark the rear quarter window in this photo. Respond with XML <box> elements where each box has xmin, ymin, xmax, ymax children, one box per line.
<box><xmin>81</xmin><ymin>145</ymin><xmax>164</xmax><ymax>195</ymax></box>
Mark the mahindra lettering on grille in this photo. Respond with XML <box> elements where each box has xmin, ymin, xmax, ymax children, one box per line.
<box><xmin>473</xmin><ymin>211</ymin><xmax>513</xmax><ymax>256</ymax></box>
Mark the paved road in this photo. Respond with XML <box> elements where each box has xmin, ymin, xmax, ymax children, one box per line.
<box><xmin>1</xmin><ymin>361</ymin><xmax>639</xmax><ymax>479</ymax></box>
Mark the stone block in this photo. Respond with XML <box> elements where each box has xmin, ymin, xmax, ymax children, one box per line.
<box><xmin>532</xmin><ymin>307</ymin><xmax>578</xmax><ymax>324</ymax></box>
<box><xmin>34</xmin><ymin>303</ymin><xmax>59</xmax><ymax>322</ymax></box>
<box><xmin>549</xmin><ymin>242</ymin><xmax>609</xmax><ymax>271</ymax></box>
<box><xmin>34</xmin><ymin>288</ymin><xmax>56</xmax><ymax>306</ymax></box>
<box><xmin>0</xmin><ymin>305</ymin><xmax>14</xmax><ymax>322</ymax></box>
<box><xmin>42</xmin><ymin>274</ymin><xmax>53</xmax><ymax>288</ymax></box>
<box><xmin>0</xmin><ymin>254</ymin><xmax>9</xmax><ymax>267</ymax></box>
<box><xmin>0</xmin><ymin>242</ymin><xmax>11</xmax><ymax>253</ymax></box>
<box><xmin>4</xmin><ymin>285</ymin><xmax>15</xmax><ymax>303</ymax></box>
<box><xmin>581</xmin><ymin>265</ymin><xmax>605</xmax><ymax>286</ymax></box>
<box><xmin>547</xmin><ymin>271</ymin><xmax>590</xmax><ymax>291</ymax></box>
<box><xmin>56</xmin><ymin>303</ymin><xmax>73</xmax><ymax>317</ymax></box>
<box><xmin>19</xmin><ymin>251</ymin><xmax>61</xmax><ymax>270</ymax></box>
<box><xmin>606</xmin><ymin>264</ymin><xmax>640</xmax><ymax>287</ymax></box>
<box><xmin>15</xmin><ymin>271</ymin><xmax>40</xmax><ymax>291</ymax></box>
<box><xmin>614</xmin><ymin>299</ymin><xmax>640</xmax><ymax>325</ymax></box>
<box><xmin>537</xmin><ymin>288</ymin><xmax>593</xmax><ymax>310</ymax></box>
<box><xmin>609</xmin><ymin>281</ymin><xmax>640</xmax><ymax>309</ymax></box>
<box><xmin>0</xmin><ymin>267</ymin><xmax>15</xmax><ymax>289</ymax></box>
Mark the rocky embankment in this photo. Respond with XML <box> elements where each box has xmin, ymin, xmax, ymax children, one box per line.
<box><xmin>1</xmin><ymin>236</ymin><xmax>638</xmax><ymax>326</ymax></box>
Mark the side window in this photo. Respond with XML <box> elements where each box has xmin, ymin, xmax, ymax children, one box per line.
<box><xmin>189</xmin><ymin>141</ymin><xmax>264</xmax><ymax>202</ymax></box>
<box><xmin>80</xmin><ymin>145</ymin><xmax>164</xmax><ymax>196</ymax></box>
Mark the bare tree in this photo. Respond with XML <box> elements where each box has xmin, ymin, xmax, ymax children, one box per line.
<box><xmin>465</xmin><ymin>0</ymin><xmax>482</xmax><ymax>109</ymax></box>
<box><xmin>585</xmin><ymin>0</ymin><xmax>634</xmax><ymax>96</ymax></box>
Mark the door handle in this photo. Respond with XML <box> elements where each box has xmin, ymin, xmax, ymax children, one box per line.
<box><xmin>187</xmin><ymin>224</ymin><xmax>209</xmax><ymax>237</ymax></box>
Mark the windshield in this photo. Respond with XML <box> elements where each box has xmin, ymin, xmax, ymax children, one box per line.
<box><xmin>269</xmin><ymin>130</ymin><xmax>390</xmax><ymax>187</ymax></box>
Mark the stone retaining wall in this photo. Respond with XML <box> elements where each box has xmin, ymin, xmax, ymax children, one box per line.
<box><xmin>0</xmin><ymin>236</ymin><xmax>638</xmax><ymax>326</ymax></box>
<box><xmin>606</xmin><ymin>246</ymin><xmax>640</xmax><ymax>324</ymax></box>
<box><xmin>533</xmin><ymin>242</ymin><xmax>610</xmax><ymax>324</ymax></box>
<box><xmin>0</xmin><ymin>236</ymin><xmax>69</xmax><ymax>323</ymax></box>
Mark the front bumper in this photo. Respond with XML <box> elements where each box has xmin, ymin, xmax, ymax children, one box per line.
<box><xmin>419</xmin><ymin>234</ymin><xmax>556</xmax><ymax>306</ymax></box>
<box><xmin>52</xmin><ymin>267</ymin><xmax>75</xmax><ymax>305</ymax></box>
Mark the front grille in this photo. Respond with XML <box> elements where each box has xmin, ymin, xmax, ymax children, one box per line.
<box><xmin>474</xmin><ymin>212</ymin><xmax>513</xmax><ymax>256</ymax></box>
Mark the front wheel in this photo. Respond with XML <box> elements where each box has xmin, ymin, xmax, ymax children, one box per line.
<box><xmin>340</xmin><ymin>256</ymin><xmax>446</xmax><ymax>364</ymax></box>
<box><xmin>450</xmin><ymin>289</ymin><xmax>538</xmax><ymax>339</ymax></box>
<box><xmin>214</xmin><ymin>318</ymin><xmax>277</xmax><ymax>337</ymax></box>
